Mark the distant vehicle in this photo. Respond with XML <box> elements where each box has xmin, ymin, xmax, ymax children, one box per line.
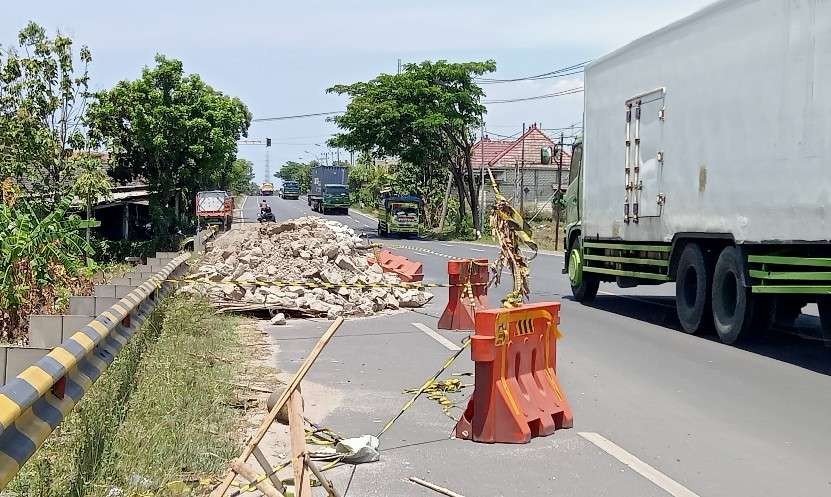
<box><xmin>378</xmin><ymin>193</ymin><xmax>420</xmax><ymax>238</ymax></box>
<box><xmin>564</xmin><ymin>0</ymin><xmax>831</xmax><ymax>344</ymax></box>
<box><xmin>260</xmin><ymin>182</ymin><xmax>274</xmax><ymax>196</ymax></box>
<box><xmin>308</xmin><ymin>165</ymin><xmax>350</xmax><ymax>214</ymax></box>
<box><xmin>282</xmin><ymin>180</ymin><xmax>300</xmax><ymax>200</ymax></box>
<box><xmin>195</xmin><ymin>190</ymin><xmax>234</xmax><ymax>231</ymax></box>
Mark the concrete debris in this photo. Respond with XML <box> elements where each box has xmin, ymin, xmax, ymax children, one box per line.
<box><xmin>180</xmin><ymin>217</ymin><xmax>433</xmax><ymax>319</ymax></box>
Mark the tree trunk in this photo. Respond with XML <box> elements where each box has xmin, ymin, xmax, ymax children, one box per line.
<box><xmin>451</xmin><ymin>166</ymin><xmax>467</xmax><ymax>232</ymax></box>
<box><xmin>463</xmin><ymin>153</ymin><xmax>480</xmax><ymax>234</ymax></box>
<box><xmin>85</xmin><ymin>197</ymin><xmax>92</xmax><ymax>244</ymax></box>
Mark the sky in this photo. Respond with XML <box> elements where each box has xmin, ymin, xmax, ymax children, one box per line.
<box><xmin>3</xmin><ymin>0</ymin><xmax>714</xmax><ymax>183</ymax></box>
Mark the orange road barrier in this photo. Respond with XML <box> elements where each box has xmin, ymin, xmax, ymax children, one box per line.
<box><xmin>454</xmin><ymin>302</ymin><xmax>573</xmax><ymax>443</ymax></box>
<box><xmin>372</xmin><ymin>250</ymin><xmax>424</xmax><ymax>282</ymax></box>
<box><xmin>438</xmin><ymin>259</ymin><xmax>489</xmax><ymax>331</ymax></box>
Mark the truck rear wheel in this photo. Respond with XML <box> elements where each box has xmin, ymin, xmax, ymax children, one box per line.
<box><xmin>569</xmin><ymin>238</ymin><xmax>599</xmax><ymax>303</ymax></box>
<box><xmin>712</xmin><ymin>247</ymin><xmax>768</xmax><ymax>344</ymax></box>
<box><xmin>675</xmin><ymin>243</ymin><xmax>711</xmax><ymax>334</ymax></box>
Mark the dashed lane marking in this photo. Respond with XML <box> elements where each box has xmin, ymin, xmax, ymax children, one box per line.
<box><xmin>579</xmin><ymin>432</ymin><xmax>701</xmax><ymax>497</ymax></box>
<box><xmin>411</xmin><ymin>323</ymin><xmax>461</xmax><ymax>351</ymax></box>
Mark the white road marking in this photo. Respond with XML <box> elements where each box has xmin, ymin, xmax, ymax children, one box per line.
<box><xmin>579</xmin><ymin>432</ymin><xmax>700</xmax><ymax>497</ymax></box>
<box><xmin>469</xmin><ymin>248</ymin><xmax>485</xmax><ymax>252</ymax></box>
<box><xmin>411</xmin><ymin>323</ymin><xmax>461</xmax><ymax>351</ymax></box>
<box><xmin>348</xmin><ymin>208</ymin><xmax>379</xmax><ymax>222</ymax></box>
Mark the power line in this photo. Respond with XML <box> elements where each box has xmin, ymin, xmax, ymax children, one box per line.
<box><xmin>251</xmin><ymin>111</ymin><xmax>343</xmax><ymax>122</ymax></box>
<box><xmin>476</xmin><ymin>60</ymin><xmax>591</xmax><ymax>84</ymax></box>
<box><xmin>483</xmin><ymin>87</ymin><xmax>584</xmax><ymax>104</ymax></box>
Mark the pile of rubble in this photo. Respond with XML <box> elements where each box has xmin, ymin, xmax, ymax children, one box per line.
<box><xmin>179</xmin><ymin>217</ymin><xmax>433</xmax><ymax>319</ymax></box>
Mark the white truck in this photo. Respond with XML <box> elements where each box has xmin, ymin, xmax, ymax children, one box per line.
<box><xmin>564</xmin><ymin>0</ymin><xmax>831</xmax><ymax>344</ymax></box>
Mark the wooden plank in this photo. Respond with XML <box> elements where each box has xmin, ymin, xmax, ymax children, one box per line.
<box><xmin>211</xmin><ymin>317</ymin><xmax>344</xmax><ymax>497</ymax></box>
<box><xmin>751</xmin><ymin>285</ymin><xmax>831</xmax><ymax>295</ymax></box>
<box><xmin>289</xmin><ymin>391</ymin><xmax>312</xmax><ymax>497</ymax></box>
<box><xmin>252</xmin><ymin>446</ymin><xmax>287</xmax><ymax>495</ymax></box>
<box><xmin>583</xmin><ymin>241</ymin><xmax>671</xmax><ymax>252</ymax></box>
<box><xmin>230</xmin><ymin>459</ymin><xmax>284</xmax><ymax>497</ymax></box>
<box><xmin>305</xmin><ymin>455</ymin><xmax>341</xmax><ymax>497</ymax></box>
<box><xmin>748</xmin><ymin>255</ymin><xmax>831</xmax><ymax>267</ymax></box>
<box><xmin>583</xmin><ymin>266</ymin><xmax>670</xmax><ymax>281</ymax></box>
<box><xmin>584</xmin><ymin>254</ymin><xmax>669</xmax><ymax>266</ymax></box>
<box><xmin>749</xmin><ymin>270</ymin><xmax>831</xmax><ymax>281</ymax></box>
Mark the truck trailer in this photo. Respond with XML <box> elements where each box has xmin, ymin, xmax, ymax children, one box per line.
<box><xmin>308</xmin><ymin>165</ymin><xmax>350</xmax><ymax>214</ymax></box>
<box><xmin>564</xmin><ymin>0</ymin><xmax>831</xmax><ymax>344</ymax></box>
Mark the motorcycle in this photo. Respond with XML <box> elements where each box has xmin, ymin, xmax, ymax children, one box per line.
<box><xmin>258</xmin><ymin>209</ymin><xmax>275</xmax><ymax>223</ymax></box>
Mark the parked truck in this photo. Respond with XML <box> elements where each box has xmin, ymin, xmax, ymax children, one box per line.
<box><xmin>564</xmin><ymin>0</ymin><xmax>831</xmax><ymax>345</ymax></box>
<box><xmin>377</xmin><ymin>192</ymin><xmax>421</xmax><ymax>238</ymax></box>
<box><xmin>195</xmin><ymin>190</ymin><xmax>234</xmax><ymax>231</ymax></box>
<box><xmin>308</xmin><ymin>165</ymin><xmax>350</xmax><ymax>214</ymax></box>
<box><xmin>260</xmin><ymin>182</ymin><xmax>274</xmax><ymax>196</ymax></box>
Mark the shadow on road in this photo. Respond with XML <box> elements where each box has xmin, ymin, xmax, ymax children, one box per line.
<box><xmin>575</xmin><ymin>294</ymin><xmax>831</xmax><ymax>376</ymax></box>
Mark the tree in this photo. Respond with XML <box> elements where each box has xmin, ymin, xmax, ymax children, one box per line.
<box><xmin>224</xmin><ymin>158</ymin><xmax>255</xmax><ymax>195</ymax></box>
<box><xmin>328</xmin><ymin>59</ymin><xmax>495</xmax><ymax>233</ymax></box>
<box><xmin>71</xmin><ymin>153</ymin><xmax>112</xmax><ymax>242</ymax></box>
<box><xmin>0</xmin><ymin>22</ymin><xmax>93</xmax><ymax>203</ymax></box>
<box><xmin>86</xmin><ymin>55</ymin><xmax>251</xmax><ymax>238</ymax></box>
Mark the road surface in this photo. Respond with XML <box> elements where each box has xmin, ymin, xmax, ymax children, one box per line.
<box><xmin>241</xmin><ymin>194</ymin><xmax>831</xmax><ymax>497</ymax></box>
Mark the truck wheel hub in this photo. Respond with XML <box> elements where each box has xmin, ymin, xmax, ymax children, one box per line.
<box><xmin>568</xmin><ymin>248</ymin><xmax>583</xmax><ymax>286</ymax></box>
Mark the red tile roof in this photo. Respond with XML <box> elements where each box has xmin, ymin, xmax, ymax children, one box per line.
<box><xmin>472</xmin><ymin>124</ymin><xmax>570</xmax><ymax>168</ymax></box>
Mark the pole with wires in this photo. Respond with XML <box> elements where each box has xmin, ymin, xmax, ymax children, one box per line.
<box><xmin>479</xmin><ymin>119</ymin><xmax>486</xmax><ymax>238</ymax></box>
<box><xmin>554</xmin><ymin>132</ymin><xmax>564</xmax><ymax>251</ymax></box>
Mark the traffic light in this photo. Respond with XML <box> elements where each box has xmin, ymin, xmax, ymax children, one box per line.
<box><xmin>266</xmin><ymin>138</ymin><xmax>272</xmax><ymax>147</ymax></box>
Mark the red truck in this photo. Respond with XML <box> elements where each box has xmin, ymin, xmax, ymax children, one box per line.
<box><xmin>196</xmin><ymin>190</ymin><xmax>234</xmax><ymax>231</ymax></box>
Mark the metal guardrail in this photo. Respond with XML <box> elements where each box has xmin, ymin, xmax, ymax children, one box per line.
<box><xmin>0</xmin><ymin>253</ymin><xmax>190</xmax><ymax>489</ymax></box>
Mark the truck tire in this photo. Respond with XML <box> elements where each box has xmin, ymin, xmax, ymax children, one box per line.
<box><xmin>675</xmin><ymin>243</ymin><xmax>711</xmax><ymax>334</ymax></box>
<box><xmin>819</xmin><ymin>298</ymin><xmax>831</xmax><ymax>347</ymax></box>
<box><xmin>568</xmin><ymin>238</ymin><xmax>599</xmax><ymax>303</ymax></box>
<box><xmin>712</xmin><ymin>246</ymin><xmax>765</xmax><ymax>344</ymax></box>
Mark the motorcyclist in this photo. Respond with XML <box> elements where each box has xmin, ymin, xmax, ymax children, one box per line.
<box><xmin>259</xmin><ymin>200</ymin><xmax>272</xmax><ymax>215</ymax></box>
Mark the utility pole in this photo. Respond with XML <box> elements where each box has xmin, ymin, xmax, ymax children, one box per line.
<box><xmin>264</xmin><ymin>148</ymin><xmax>270</xmax><ymax>182</ymax></box>
<box><xmin>520</xmin><ymin>122</ymin><xmax>526</xmax><ymax>216</ymax></box>
<box><xmin>397</xmin><ymin>58</ymin><xmax>401</xmax><ymax>75</ymax></box>
<box><xmin>554</xmin><ymin>132</ymin><xmax>564</xmax><ymax>251</ymax></box>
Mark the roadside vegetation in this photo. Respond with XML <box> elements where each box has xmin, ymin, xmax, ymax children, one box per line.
<box><xmin>0</xmin><ymin>21</ymin><xmax>254</xmax><ymax>337</ymax></box>
<box><xmin>9</xmin><ymin>295</ymin><xmax>245</xmax><ymax>497</ymax></box>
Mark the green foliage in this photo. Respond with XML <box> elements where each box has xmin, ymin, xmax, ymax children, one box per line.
<box><xmin>328</xmin><ymin>59</ymin><xmax>495</xmax><ymax>232</ymax></box>
<box><xmin>276</xmin><ymin>160</ymin><xmax>316</xmax><ymax>193</ymax></box>
<box><xmin>0</xmin><ymin>194</ymin><xmax>92</xmax><ymax>339</ymax></box>
<box><xmin>9</xmin><ymin>297</ymin><xmax>244</xmax><ymax>496</ymax></box>
<box><xmin>224</xmin><ymin>158</ymin><xmax>256</xmax><ymax>195</ymax></box>
<box><xmin>0</xmin><ymin>22</ymin><xmax>93</xmax><ymax>203</ymax></box>
<box><xmin>348</xmin><ymin>156</ymin><xmax>390</xmax><ymax>208</ymax></box>
<box><xmin>86</xmin><ymin>55</ymin><xmax>251</xmax><ymax>237</ymax></box>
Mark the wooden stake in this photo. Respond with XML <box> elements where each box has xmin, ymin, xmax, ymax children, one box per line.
<box><xmin>230</xmin><ymin>459</ymin><xmax>284</xmax><ymax>497</ymax></box>
<box><xmin>408</xmin><ymin>477</ymin><xmax>466</xmax><ymax>497</ymax></box>
<box><xmin>212</xmin><ymin>317</ymin><xmax>345</xmax><ymax>497</ymax></box>
<box><xmin>288</xmin><ymin>391</ymin><xmax>312</xmax><ymax>497</ymax></box>
<box><xmin>252</xmin><ymin>446</ymin><xmax>287</xmax><ymax>495</ymax></box>
<box><xmin>305</xmin><ymin>454</ymin><xmax>341</xmax><ymax>497</ymax></box>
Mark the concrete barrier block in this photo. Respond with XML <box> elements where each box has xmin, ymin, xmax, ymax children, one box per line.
<box><xmin>110</xmin><ymin>277</ymin><xmax>133</xmax><ymax>286</ymax></box>
<box><xmin>94</xmin><ymin>284</ymin><xmax>116</xmax><ymax>298</ymax></box>
<box><xmin>69</xmin><ymin>296</ymin><xmax>95</xmax><ymax>316</ymax></box>
<box><xmin>95</xmin><ymin>297</ymin><xmax>121</xmax><ymax>315</ymax></box>
<box><xmin>5</xmin><ymin>347</ymin><xmax>50</xmax><ymax>384</ymax></box>
<box><xmin>62</xmin><ymin>315</ymin><xmax>94</xmax><ymax>339</ymax></box>
<box><xmin>115</xmin><ymin>285</ymin><xmax>134</xmax><ymax>298</ymax></box>
<box><xmin>156</xmin><ymin>251</ymin><xmax>178</xmax><ymax>259</ymax></box>
<box><xmin>135</xmin><ymin>265</ymin><xmax>151</xmax><ymax>272</ymax></box>
<box><xmin>0</xmin><ymin>348</ymin><xmax>6</xmax><ymax>385</ymax></box>
<box><xmin>27</xmin><ymin>315</ymin><xmax>62</xmax><ymax>348</ymax></box>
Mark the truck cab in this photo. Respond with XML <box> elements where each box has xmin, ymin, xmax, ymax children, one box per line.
<box><xmin>282</xmin><ymin>180</ymin><xmax>300</xmax><ymax>200</ymax></box>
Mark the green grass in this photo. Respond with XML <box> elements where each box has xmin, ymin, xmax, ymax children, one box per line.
<box><xmin>10</xmin><ymin>295</ymin><xmax>244</xmax><ymax>497</ymax></box>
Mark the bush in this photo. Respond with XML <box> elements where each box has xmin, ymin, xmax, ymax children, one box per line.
<box><xmin>0</xmin><ymin>195</ymin><xmax>93</xmax><ymax>340</ymax></box>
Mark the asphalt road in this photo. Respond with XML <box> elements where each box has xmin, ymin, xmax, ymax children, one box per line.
<box><xmin>242</xmin><ymin>194</ymin><xmax>831</xmax><ymax>497</ymax></box>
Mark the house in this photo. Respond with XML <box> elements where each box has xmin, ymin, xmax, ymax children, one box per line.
<box><xmin>471</xmin><ymin>123</ymin><xmax>572</xmax><ymax>215</ymax></box>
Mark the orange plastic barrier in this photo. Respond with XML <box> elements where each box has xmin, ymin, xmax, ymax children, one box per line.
<box><xmin>438</xmin><ymin>259</ymin><xmax>489</xmax><ymax>331</ymax></box>
<box><xmin>454</xmin><ymin>302</ymin><xmax>573</xmax><ymax>443</ymax></box>
<box><xmin>373</xmin><ymin>250</ymin><xmax>424</xmax><ymax>282</ymax></box>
